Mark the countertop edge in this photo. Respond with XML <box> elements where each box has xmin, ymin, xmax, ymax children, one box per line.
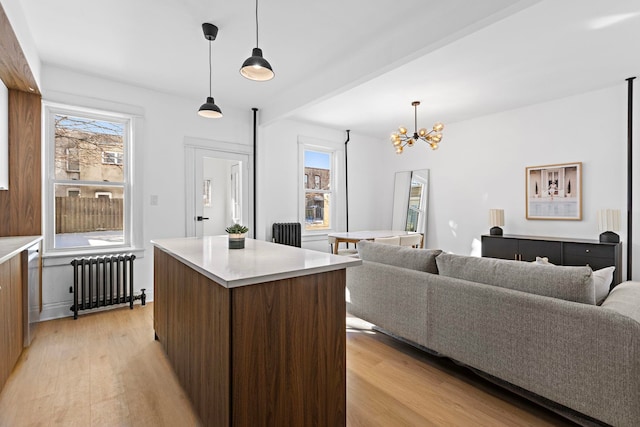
<box><xmin>0</xmin><ymin>236</ymin><xmax>43</xmax><ymax>265</ymax></box>
<box><xmin>152</xmin><ymin>238</ymin><xmax>361</xmax><ymax>288</ymax></box>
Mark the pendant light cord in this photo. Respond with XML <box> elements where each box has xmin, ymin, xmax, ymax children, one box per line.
<box><xmin>414</xmin><ymin>104</ymin><xmax>418</xmax><ymax>134</ymax></box>
<box><xmin>208</xmin><ymin>39</ymin><xmax>212</xmax><ymax>97</ymax></box>
<box><xmin>255</xmin><ymin>0</ymin><xmax>259</xmax><ymax>48</ymax></box>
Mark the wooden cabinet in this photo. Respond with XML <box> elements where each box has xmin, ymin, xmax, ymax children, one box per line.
<box><xmin>482</xmin><ymin>234</ymin><xmax>622</xmax><ymax>288</ymax></box>
<box><xmin>154</xmin><ymin>246</ymin><xmax>346</xmax><ymax>427</ymax></box>
<box><xmin>0</xmin><ymin>254</ymin><xmax>23</xmax><ymax>390</ymax></box>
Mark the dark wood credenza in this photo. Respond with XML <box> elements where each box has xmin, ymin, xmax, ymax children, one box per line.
<box><xmin>481</xmin><ymin>234</ymin><xmax>623</xmax><ymax>288</ymax></box>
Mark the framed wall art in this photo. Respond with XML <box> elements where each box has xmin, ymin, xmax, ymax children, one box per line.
<box><xmin>526</xmin><ymin>162</ymin><xmax>581</xmax><ymax>220</ymax></box>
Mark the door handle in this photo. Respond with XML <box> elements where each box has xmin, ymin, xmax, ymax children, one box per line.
<box><xmin>196</xmin><ymin>216</ymin><xmax>210</xmax><ymax>221</ymax></box>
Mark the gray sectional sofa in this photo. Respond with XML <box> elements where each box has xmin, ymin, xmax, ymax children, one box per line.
<box><xmin>345</xmin><ymin>240</ymin><xmax>640</xmax><ymax>427</ymax></box>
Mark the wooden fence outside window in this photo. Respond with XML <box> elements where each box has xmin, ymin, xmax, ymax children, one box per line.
<box><xmin>55</xmin><ymin>197</ymin><xmax>123</xmax><ymax>233</ymax></box>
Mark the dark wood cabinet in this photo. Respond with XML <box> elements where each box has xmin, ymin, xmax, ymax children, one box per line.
<box><xmin>0</xmin><ymin>254</ymin><xmax>23</xmax><ymax>391</ymax></box>
<box><xmin>154</xmin><ymin>246</ymin><xmax>347</xmax><ymax>427</ymax></box>
<box><xmin>482</xmin><ymin>234</ymin><xmax>623</xmax><ymax>288</ymax></box>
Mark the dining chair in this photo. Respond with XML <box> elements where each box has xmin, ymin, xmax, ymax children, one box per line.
<box><xmin>400</xmin><ymin>234</ymin><xmax>423</xmax><ymax>248</ymax></box>
<box><xmin>374</xmin><ymin>236</ymin><xmax>401</xmax><ymax>245</ymax></box>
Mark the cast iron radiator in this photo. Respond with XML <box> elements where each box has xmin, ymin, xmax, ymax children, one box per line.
<box><xmin>272</xmin><ymin>222</ymin><xmax>302</xmax><ymax>247</ymax></box>
<box><xmin>70</xmin><ymin>254</ymin><xmax>146</xmax><ymax>319</ymax></box>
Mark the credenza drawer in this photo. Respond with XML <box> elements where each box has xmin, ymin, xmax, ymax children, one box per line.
<box><xmin>563</xmin><ymin>254</ymin><xmax>615</xmax><ymax>270</ymax></box>
<box><xmin>564</xmin><ymin>242</ymin><xmax>614</xmax><ymax>259</ymax></box>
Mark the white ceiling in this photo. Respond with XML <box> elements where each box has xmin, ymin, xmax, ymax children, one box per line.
<box><xmin>17</xmin><ymin>0</ymin><xmax>640</xmax><ymax>138</ymax></box>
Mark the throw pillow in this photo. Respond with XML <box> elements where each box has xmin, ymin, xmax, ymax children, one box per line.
<box><xmin>593</xmin><ymin>266</ymin><xmax>615</xmax><ymax>305</ymax></box>
<box><xmin>435</xmin><ymin>253</ymin><xmax>595</xmax><ymax>304</ymax></box>
<box><xmin>357</xmin><ymin>240</ymin><xmax>442</xmax><ymax>274</ymax></box>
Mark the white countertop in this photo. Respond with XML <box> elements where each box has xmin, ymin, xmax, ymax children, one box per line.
<box><xmin>152</xmin><ymin>236</ymin><xmax>362</xmax><ymax>288</ymax></box>
<box><xmin>0</xmin><ymin>236</ymin><xmax>42</xmax><ymax>264</ymax></box>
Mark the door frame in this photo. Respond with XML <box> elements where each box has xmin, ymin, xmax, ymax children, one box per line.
<box><xmin>184</xmin><ymin>137</ymin><xmax>254</xmax><ymax>238</ymax></box>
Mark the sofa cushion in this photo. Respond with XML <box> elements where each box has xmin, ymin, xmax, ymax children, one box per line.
<box><xmin>601</xmin><ymin>281</ymin><xmax>640</xmax><ymax>323</ymax></box>
<box><xmin>357</xmin><ymin>240</ymin><xmax>442</xmax><ymax>274</ymax></box>
<box><xmin>593</xmin><ymin>266</ymin><xmax>615</xmax><ymax>305</ymax></box>
<box><xmin>435</xmin><ymin>253</ymin><xmax>595</xmax><ymax>304</ymax></box>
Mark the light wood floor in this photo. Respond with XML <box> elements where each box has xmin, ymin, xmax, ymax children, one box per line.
<box><xmin>0</xmin><ymin>304</ymin><xmax>576</xmax><ymax>426</ymax></box>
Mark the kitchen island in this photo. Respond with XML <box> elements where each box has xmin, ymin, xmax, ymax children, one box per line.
<box><xmin>152</xmin><ymin>236</ymin><xmax>361</xmax><ymax>427</ymax></box>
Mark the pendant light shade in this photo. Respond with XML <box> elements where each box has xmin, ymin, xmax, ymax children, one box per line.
<box><xmin>198</xmin><ymin>23</ymin><xmax>223</xmax><ymax>118</ymax></box>
<box><xmin>198</xmin><ymin>97</ymin><xmax>222</xmax><ymax>118</ymax></box>
<box><xmin>240</xmin><ymin>48</ymin><xmax>274</xmax><ymax>81</ymax></box>
<box><xmin>241</xmin><ymin>0</ymin><xmax>274</xmax><ymax>81</ymax></box>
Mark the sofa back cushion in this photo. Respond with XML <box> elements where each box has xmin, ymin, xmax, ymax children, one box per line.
<box><xmin>435</xmin><ymin>253</ymin><xmax>595</xmax><ymax>304</ymax></box>
<box><xmin>357</xmin><ymin>240</ymin><xmax>442</xmax><ymax>274</ymax></box>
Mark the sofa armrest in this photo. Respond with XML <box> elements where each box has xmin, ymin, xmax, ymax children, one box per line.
<box><xmin>346</xmin><ymin>260</ymin><xmax>433</xmax><ymax>346</ymax></box>
<box><xmin>601</xmin><ymin>281</ymin><xmax>640</xmax><ymax>324</ymax></box>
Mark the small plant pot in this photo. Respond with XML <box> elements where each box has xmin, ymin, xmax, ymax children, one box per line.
<box><xmin>228</xmin><ymin>233</ymin><xmax>246</xmax><ymax>249</ymax></box>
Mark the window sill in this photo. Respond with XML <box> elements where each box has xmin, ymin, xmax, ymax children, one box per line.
<box><xmin>42</xmin><ymin>247</ymin><xmax>145</xmax><ymax>267</ymax></box>
<box><xmin>301</xmin><ymin>232</ymin><xmax>332</xmax><ymax>242</ymax></box>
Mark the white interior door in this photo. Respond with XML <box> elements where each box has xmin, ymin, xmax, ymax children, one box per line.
<box><xmin>185</xmin><ymin>143</ymin><xmax>252</xmax><ymax>238</ymax></box>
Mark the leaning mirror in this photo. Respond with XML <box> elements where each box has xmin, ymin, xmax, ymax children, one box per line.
<box><xmin>391</xmin><ymin>169</ymin><xmax>429</xmax><ymax>234</ymax></box>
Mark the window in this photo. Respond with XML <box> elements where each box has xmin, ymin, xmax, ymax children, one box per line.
<box><xmin>66</xmin><ymin>188</ymin><xmax>80</xmax><ymax>198</ymax></box>
<box><xmin>302</xmin><ymin>148</ymin><xmax>333</xmax><ymax>231</ymax></box>
<box><xmin>45</xmin><ymin>104</ymin><xmax>133</xmax><ymax>252</ymax></box>
<box><xmin>65</xmin><ymin>148</ymin><xmax>80</xmax><ymax>172</ymax></box>
<box><xmin>102</xmin><ymin>151</ymin><xmax>123</xmax><ymax>165</ymax></box>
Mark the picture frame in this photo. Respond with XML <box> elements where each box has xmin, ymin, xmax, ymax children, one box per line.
<box><xmin>525</xmin><ymin>162</ymin><xmax>582</xmax><ymax>220</ymax></box>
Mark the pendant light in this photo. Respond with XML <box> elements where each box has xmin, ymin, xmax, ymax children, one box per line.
<box><xmin>240</xmin><ymin>0</ymin><xmax>274</xmax><ymax>81</ymax></box>
<box><xmin>198</xmin><ymin>23</ymin><xmax>223</xmax><ymax>118</ymax></box>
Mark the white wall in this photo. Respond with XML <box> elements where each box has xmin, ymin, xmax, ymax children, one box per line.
<box><xmin>258</xmin><ymin>119</ymin><xmax>386</xmax><ymax>252</ymax></box>
<box><xmin>39</xmin><ymin>65</ymin><xmax>253</xmax><ymax>320</ymax></box>
<box><xmin>34</xmin><ymin>67</ymin><xmax>640</xmax><ymax>319</ymax></box>
<box><xmin>365</xmin><ymin>83</ymin><xmax>631</xmax><ymax>275</ymax></box>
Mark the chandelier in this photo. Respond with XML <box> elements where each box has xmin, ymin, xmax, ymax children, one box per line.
<box><xmin>390</xmin><ymin>101</ymin><xmax>444</xmax><ymax>154</ymax></box>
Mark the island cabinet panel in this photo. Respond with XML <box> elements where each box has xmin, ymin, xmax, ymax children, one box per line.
<box><xmin>231</xmin><ymin>270</ymin><xmax>346</xmax><ymax>427</ymax></box>
<box><xmin>154</xmin><ymin>247</ymin><xmax>230</xmax><ymax>427</ymax></box>
<box><xmin>154</xmin><ymin>246</ymin><xmax>348</xmax><ymax>427</ymax></box>
<box><xmin>153</xmin><ymin>248</ymin><xmax>168</xmax><ymax>346</ymax></box>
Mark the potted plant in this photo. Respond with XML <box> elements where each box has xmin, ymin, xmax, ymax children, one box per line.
<box><xmin>226</xmin><ymin>224</ymin><xmax>249</xmax><ymax>249</ymax></box>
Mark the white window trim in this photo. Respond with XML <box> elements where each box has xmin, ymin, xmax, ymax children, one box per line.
<box><xmin>297</xmin><ymin>136</ymin><xmax>344</xmax><ymax>237</ymax></box>
<box><xmin>43</xmin><ymin>101</ymin><xmax>144</xmax><ymax>257</ymax></box>
<box><xmin>94</xmin><ymin>191</ymin><xmax>113</xmax><ymax>199</ymax></box>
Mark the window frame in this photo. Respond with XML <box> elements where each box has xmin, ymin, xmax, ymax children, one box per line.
<box><xmin>43</xmin><ymin>102</ymin><xmax>139</xmax><ymax>256</ymax></box>
<box><xmin>298</xmin><ymin>136</ymin><xmax>344</xmax><ymax>236</ymax></box>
